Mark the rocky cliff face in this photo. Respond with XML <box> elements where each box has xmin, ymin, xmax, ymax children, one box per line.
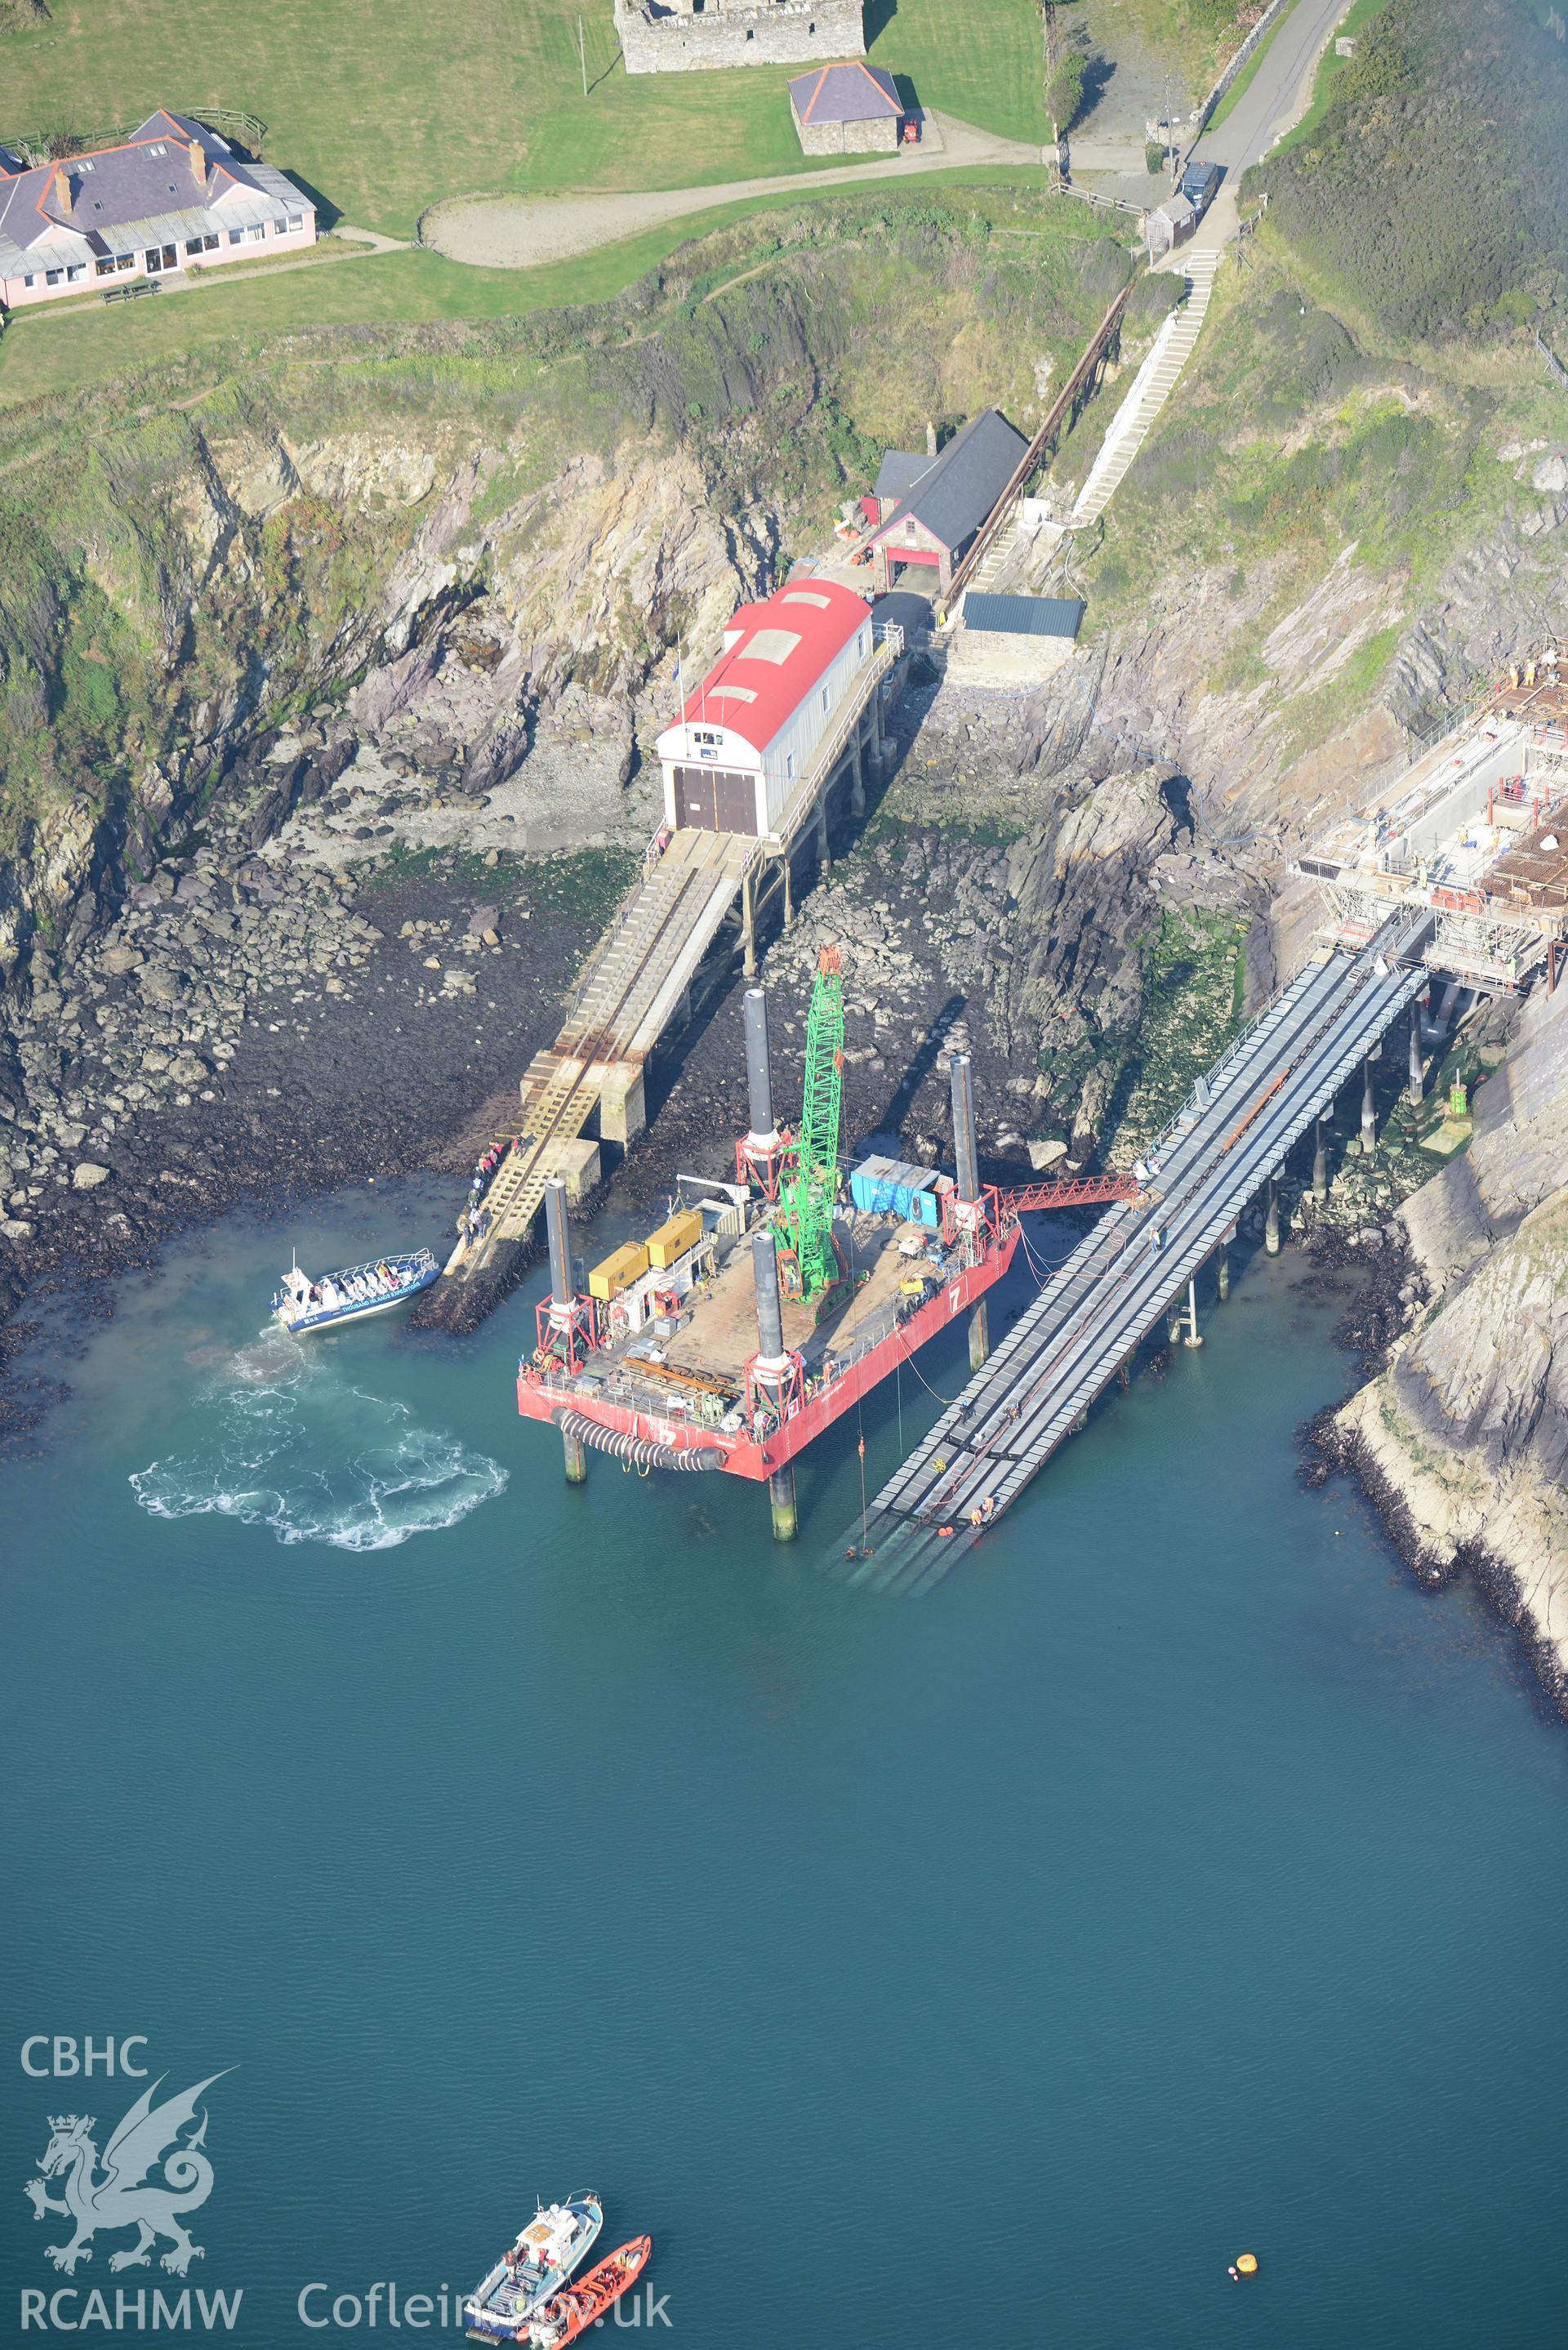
<box><xmin>1334</xmin><ymin>983</ymin><xmax>1568</xmax><ymax>1697</ymax></box>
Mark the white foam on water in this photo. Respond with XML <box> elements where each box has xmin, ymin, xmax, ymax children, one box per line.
<box><xmin>131</xmin><ymin>1333</ymin><xmax>508</xmax><ymax>1550</ymax></box>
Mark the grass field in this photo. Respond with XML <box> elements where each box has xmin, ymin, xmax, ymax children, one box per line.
<box><xmin>0</xmin><ymin>165</ymin><xmax>1080</xmax><ymax>408</ymax></box>
<box><xmin>0</xmin><ymin>0</ymin><xmax>1049</xmax><ymax>239</ymax></box>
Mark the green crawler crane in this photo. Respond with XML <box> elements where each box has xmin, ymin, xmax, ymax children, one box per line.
<box><xmin>776</xmin><ymin>946</ymin><xmax>846</xmax><ymax>1305</ymax></box>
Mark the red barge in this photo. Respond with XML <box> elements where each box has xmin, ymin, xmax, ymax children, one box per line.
<box><xmin>516</xmin><ymin>953</ymin><xmax>1138</xmax><ymax>1530</ymax></box>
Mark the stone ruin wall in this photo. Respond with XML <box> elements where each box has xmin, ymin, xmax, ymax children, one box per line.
<box><xmin>616</xmin><ymin>0</ymin><xmax>865</xmax><ymax>74</ymax></box>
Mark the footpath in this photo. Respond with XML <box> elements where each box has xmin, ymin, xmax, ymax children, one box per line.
<box><xmin>420</xmin><ymin>113</ymin><xmax>1047</xmax><ymax>272</ymax></box>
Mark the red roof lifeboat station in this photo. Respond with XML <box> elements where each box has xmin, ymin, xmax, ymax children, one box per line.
<box><xmin>655</xmin><ymin>581</ymin><xmax>873</xmax><ymax>839</ymax></box>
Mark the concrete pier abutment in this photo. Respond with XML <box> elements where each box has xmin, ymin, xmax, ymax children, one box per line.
<box><xmin>598</xmin><ymin>1064</ymin><xmax>647</xmax><ymax>1147</ymax></box>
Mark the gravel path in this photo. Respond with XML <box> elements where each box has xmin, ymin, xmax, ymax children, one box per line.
<box><xmin>422</xmin><ymin>114</ymin><xmax>1045</xmax><ymax>271</ymax></box>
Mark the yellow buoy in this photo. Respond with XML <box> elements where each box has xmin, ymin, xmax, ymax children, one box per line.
<box><xmin>1236</xmin><ymin>2254</ymin><xmax>1258</xmax><ymax>2276</ymax></box>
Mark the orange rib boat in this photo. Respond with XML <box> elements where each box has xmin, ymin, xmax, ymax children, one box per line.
<box><xmin>519</xmin><ymin>2236</ymin><xmax>652</xmax><ymax>2348</ymax></box>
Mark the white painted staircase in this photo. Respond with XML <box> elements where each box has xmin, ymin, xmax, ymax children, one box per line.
<box><xmin>1069</xmin><ymin>245</ymin><xmax>1223</xmax><ymax>530</ymax></box>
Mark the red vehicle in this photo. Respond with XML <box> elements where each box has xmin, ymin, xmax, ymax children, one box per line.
<box><xmin>522</xmin><ymin>2238</ymin><xmax>652</xmax><ymax>2348</ymax></box>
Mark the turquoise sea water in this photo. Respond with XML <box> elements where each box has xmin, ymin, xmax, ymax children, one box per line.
<box><xmin>2</xmin><ymin>1175</ymin><xmax>1566</xmax><ymax>2348</ymax></box>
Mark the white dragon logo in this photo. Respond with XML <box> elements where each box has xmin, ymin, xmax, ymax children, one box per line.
<box><xmin>23</xmin><ymin>2073</ymin><xmax>229</xmax><ymax>2276</ymax></box>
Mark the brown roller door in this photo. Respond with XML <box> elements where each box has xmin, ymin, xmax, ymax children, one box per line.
<box><xmin>715</xmin><ymin>770</ymin><xmax>759</xmax><ymax>834</ymax></box>
<box><xmin>674</xmin><ymin>765</ymin><xmax>758</xmax><ymax>836</ymax></box>
<box><xmin>676</xmin><ymin>767</ymin><xmax>717</xmax><ymax>828</ymax></box>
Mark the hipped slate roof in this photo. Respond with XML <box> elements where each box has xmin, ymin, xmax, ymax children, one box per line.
<box><xmin>789</xmin><ymin>61</ymin><xmax>902</xmax><ymax>124</ymax></box>
<box><xmin>868</xmin><ymin>409</ymin><xmax>1029</xmax><ymax>556</ymax></box>
<box><xmin>963</xmin><ymin>593</ymin><xmax>1085</xmax><ymax>640</ymax></box>
<box><xmin>0</xmin><ymin>109</ymin><xmax>309</xmax><ymax>277</ymax></box>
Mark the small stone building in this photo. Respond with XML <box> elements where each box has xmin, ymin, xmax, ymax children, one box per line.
<box><xmin>1143</xmin><ymin>191</ymin><xmax>1196</xmax><ymax>262</ymax></box>
<box><xmin>788</xmin><ymin>60</ymin><xmax>902</xmax><ymax>153</ymax></box>
<box><xmin>616</xmin><ymin>0</ymin><xmax>864</xmax><ymax>75</ymax></box>
<box><xmin>862</xmin><ymin>409</ymin><xmax>1029</xmax><ymax>598</ymax></box>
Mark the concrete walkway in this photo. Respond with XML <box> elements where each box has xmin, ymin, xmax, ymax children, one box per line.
<box><xmin>421</xmin><ymin>114</ymin><xmax>1047</xmax><ymax>272</ymax></box>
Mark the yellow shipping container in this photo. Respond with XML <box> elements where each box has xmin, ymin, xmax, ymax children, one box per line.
<box><xmin>646</xmin><ymin>1210</ymin><xmax>703</xmax><ymax>1269</ymax></box>
<box><xmin>588</xmin><ymin>1242</ymin><xmax>649</xmax><ymax>1301</ymax></box>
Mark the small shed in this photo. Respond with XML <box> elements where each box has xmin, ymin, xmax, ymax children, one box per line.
<box><xmin>1143</xmin><ymin>190</ymin><xmax>1196</xmax><ymax>261</ymax></box>
<box><xmin>949</xmin><ymin>593</ymin><xmax>1085</xmax><ymax>688</ymax></box>
<box><xmin>789</xmin><ymin>61</ymin><xmax>903</xmax><ymax>154</ymax></box>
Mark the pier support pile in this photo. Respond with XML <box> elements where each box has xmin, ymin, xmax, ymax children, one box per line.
<box><xmin>546</xmin><ymin>1177</ymin><xmax>588</xmax><ymax>1486</ymax></box>
<box><xmin>751</xmin><ymin>1229</ymin><xmax>799</xmax><ymax>1542</ymax></box>
<box><xmin>950</xmin><ymin>1052</ymin><xmax>991</xmax><ymax>1372</ymax></box>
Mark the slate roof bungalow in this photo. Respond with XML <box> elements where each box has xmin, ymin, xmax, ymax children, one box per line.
<box><xmin>862</xmin><ymin>408</ymin><xmax>1029</xmax><ymax>595</ymax></box>
<box><xmin>0</xmin><ymin>110</ymin><xmax>316</xmax><ymax>310</ymax></box>
<box><xmin>788</xmin><ymin>60</ymin><xmax>903</xmax><ymax>154</ymax></box>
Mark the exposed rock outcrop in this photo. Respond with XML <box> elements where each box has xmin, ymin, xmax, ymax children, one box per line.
<box><xmin>1334</xmin><ymin>981</ymin><xmax>1568</xmax><ymax>1698</ymax></box>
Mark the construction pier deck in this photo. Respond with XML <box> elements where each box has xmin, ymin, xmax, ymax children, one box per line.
<box><xmin>844</xmin><ymin>914</ymin><xmax>1432</xmax><ymax>1596</ymax></box>
<box><xmin>443</xmin><ymin>624</ymin><xmax>900</xmax><ymax>1284</ymax></box>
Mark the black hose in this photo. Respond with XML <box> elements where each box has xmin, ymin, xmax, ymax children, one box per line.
<box><xmin>553</xmin><ymin>1408</ymin><xmax>721</xmax><ymax>1473</ymax></box>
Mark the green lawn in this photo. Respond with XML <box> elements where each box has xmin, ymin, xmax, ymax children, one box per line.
<box><xmin>0</xmin><ymin>0</ymin><xmax>1048</xmax><ymax>239</ymax></box>
<box><xmin>0</xmin><ymin>165</ymin><xmax>1076</xmax><ymax>408</ymax></box>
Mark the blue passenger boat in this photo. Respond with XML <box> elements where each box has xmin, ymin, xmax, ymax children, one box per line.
<box><xmin>271</xmin><ymin>1248</ymin><xmax>439</xmax><ymax>1334</ymax></box>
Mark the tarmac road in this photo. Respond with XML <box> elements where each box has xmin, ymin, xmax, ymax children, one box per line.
<box><xmin>1198</xmin><ymin>0</ymin><xmax>1355</xmax><ymax>173</ymax></box>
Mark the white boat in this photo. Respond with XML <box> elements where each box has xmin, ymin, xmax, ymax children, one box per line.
<box><xmin>464</xmin><ymin>2197</ymin><xmax>604</xmax><ymax>2339</ymax></box>
<box><xmin>271</xmin><ymin>1249</ymin><xmax>439</xmax><ymax>1334</ymax></box>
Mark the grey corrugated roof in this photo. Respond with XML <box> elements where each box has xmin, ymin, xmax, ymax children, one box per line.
<box><xmin>871</xmin><ymin>409</ymin><xmax>1029</xmax><ymax>556</ymax></box>
<box><xmin>963</xmin><ymin>593</ymin><xmax>1085</xmax><ymax>640</ymax></box>
<box><xmin>789</xmin><ymin>61</ymin><xmax>902</xmax><ymax>123</ymax></box>
<box><xmin>874</xmin><ymin>449</ymin><xmax>932</xmax><ymax>502</ymax></box>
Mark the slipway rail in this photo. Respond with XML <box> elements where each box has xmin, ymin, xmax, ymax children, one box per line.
<box><xmin>447</xmin><ymin>827</ymin><xmax>756</xmax><ymax>1275</ymax></box>
<box><xmin>942</xmin><ymin>279</ymin><xmax>1134</xmax><ymax>610</ymax></box>
<box><xmin>443</xmin><ymin>633</ymin><xmax>898</xmax><ymax>1286</ymax></box>
<box><xmin>840</xmin><ymin>912</ymin><xmax>1432</xmax><ymax>1595</ymax></box>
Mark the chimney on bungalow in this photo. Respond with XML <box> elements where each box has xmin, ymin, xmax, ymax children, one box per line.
<box><xmin>188</xmin><ymin>135</ymin><xmax>207</xmax><ymax>188</ymax></box>
<box><xmin>925</xmin><ymin>418</ymin><xmax>938</xmax><ymax>457</ymax></box>
<box><xmin>49</xmin><ymin>159</ymin><xmax>72</xmax><ymax>217</ymax></box>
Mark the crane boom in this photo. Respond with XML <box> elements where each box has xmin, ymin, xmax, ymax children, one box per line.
<box><xmin>777</xmin><ymin>947</ymin><xmax>845</xmax><ymax>1301</ymax></box>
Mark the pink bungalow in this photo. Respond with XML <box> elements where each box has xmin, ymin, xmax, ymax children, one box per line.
<box><xmin>0</xmin><ymin>110</ymin><xmax>316</xmax><ymax>310</ymax></box>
